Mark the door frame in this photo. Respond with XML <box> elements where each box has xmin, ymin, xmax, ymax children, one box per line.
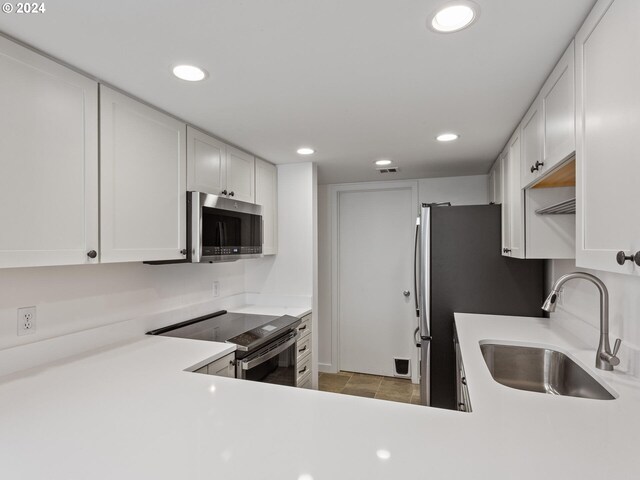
<box><xmin>329</xmin><ymin>180</ymin><xmax>419</xmax><ymax>382</ymax></box>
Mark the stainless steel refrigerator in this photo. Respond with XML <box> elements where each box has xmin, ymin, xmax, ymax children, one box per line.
<box><xmin>415</xmin><ymin>204</ymin><xmax>545</xmax><ymax>409</ymax></box>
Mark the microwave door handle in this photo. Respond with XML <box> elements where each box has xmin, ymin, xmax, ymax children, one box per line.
<box><xmin>217</xmin><ymin>222</ymin><xmax>224</xmax><ymax>247</ymax></box>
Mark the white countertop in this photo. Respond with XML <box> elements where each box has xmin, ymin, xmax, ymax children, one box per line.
<box><xmin>0</xmin><ymin>313</ymin><xmax>638</xmax><ymax>479</ymax></box>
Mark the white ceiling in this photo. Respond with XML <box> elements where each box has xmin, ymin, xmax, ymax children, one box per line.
<box><xmin>0</xmin><ymin>0</ymin><xmax>596</xmax><ymax>184</ymax></box>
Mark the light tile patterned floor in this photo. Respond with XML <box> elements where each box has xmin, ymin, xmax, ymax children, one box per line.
<box><xmin>318</xmin><ymin>371</ymin><xmax>421</xmax><ymax>404</ymax></box>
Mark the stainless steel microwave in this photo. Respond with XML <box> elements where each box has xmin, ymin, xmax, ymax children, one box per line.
<box><xmin>189</xmin><ymin>191</ymin><xmax>263</xmax><ymax>263</ymax></box>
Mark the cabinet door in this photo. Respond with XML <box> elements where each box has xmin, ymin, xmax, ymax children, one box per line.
<box><xmin>500</xmin><ymin>152</ymin><xmax>510</xmax><ymax>254</ymax></box>
<box><xmin>520</xmin><ymin>96</ymin><xmax>543</xmax><ymax>188</ymax></box>
<box><xmin>505</xmin><ymin>130</ymin><xmax>525</xmax><ymax>258</ymax></box>
<box><xmin>576</xmin><ymin>0</ymin><xmax>640</xmax><ymax>274</ymax></box>
<box><xmin>100</xmin><ymin>86</ymin><xmax>187</xmax><ymax>263</ymax></box>
<box><xmin>542</xmin><ymin>41</ymin><xmax>575</xmax><ymax>171</ymax></box>
<box><xmin>186</xmin><ymin>126</ymin><xmax>226</xmax><ymax>195</ymax></box>
<box><xmin>0</xmin><ymin>37</ymin><xmax>98</xmax><ymax>269</ymax></box>
<box><xmin>226</xmin><ymin>146</ymin><xmax>255</xmax><ymax>203</ymax></box>
<box><xmin>255</xmin><ymin>158</ymin><xmax>278</xmax><ymax>255</ymax></box>
<box><xmin>207</xmin><ymin>353</ymin><xmax>235</xmax><ymax>377</ymax></box>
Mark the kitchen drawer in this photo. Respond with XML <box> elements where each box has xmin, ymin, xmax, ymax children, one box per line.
<box><xmin>296</xmin><ymin>352</ymin><xmax>312</xmax><ymax>384</ymax></box>
<box><xmin>298</xmin><ymin>372</ymin><xmax>313</xmax><ymax>389</ymax></box>
<box><xmin>296</xmin><ymin>335</ymin><xmax>311</xmax><ymax>362</ymax></box>
<box><xmin>206</xmin><ymin>352</ymin><xmax>235</xmax><ymax>378</ymax></box>
<box><xmin>297</xmin><ymin>313</ymin><xmax>312</xmax><ymax>339</ymax></box>
<box><xmin>298</xmin><ymin>371</ymin><xmax>312</xmax><ymax>389</ymax></box>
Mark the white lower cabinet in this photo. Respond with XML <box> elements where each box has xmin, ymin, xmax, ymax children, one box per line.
<box><xmin>575</xmin><ymin>0</ymin><xmax>640</xmax><ymax>275</ymax></box>
<box><xmin>0</xmin><ymin>36</ymin><xmax>99</xmax><ymax>269</ymax></box>
<box><xmin>194</xmin><ymin>352</ymin><xmax>235</xmax><ymax>378</ymax></box>
<box><xmin>99</xmin><ymin>86</ymin><xmax>187</xmax><ymax>263</ymax></box>
<box><xmin>296</xmin><ymin>313</ymin><xmax>313</xmax><ymax>388</ymax></box>
<box><xmin>255</xmin><ymin>158</ymin><xmax>278</xmax><ymax>255</ymax></box>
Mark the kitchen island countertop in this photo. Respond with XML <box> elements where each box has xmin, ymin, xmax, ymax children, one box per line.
<box><xmin>0</xmin><ymin>313</ymin><xmax>638</xmax><ymax>479</ymax></box>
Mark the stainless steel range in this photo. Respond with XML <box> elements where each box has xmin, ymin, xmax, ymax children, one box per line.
<box><xmin>147</xmin><ymin>310</ymin><xmax>301</xmax><ymax>386</ymax></box>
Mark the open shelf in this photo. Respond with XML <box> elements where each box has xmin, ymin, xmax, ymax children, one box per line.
<box><xmin>531</xmin><ymin>157</ymin><xmax>576</xmax><ymax>189</ymax></box>
<box><xmin>535</xmin><ymin>197</ymin><xmax>576</xmax><ymax>215</ymax></box>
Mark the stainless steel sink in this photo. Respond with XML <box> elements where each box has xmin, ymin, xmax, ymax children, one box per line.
<box><xmin>480</xmin><ymin>343</ymin><xmax>615</xmax><ymax>400</ymax></box>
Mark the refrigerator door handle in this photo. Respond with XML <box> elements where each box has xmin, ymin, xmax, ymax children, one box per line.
<box><xmin>414</xmin><ymin>219</ymin><xmax>420</xmax><ymax>316</ymax></box>
<box><xmin>419</xmin><ymin>206</ymin><xmax>431</xmax><ymax>340</ymax></box>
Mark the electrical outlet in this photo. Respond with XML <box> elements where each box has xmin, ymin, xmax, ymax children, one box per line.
<box><xmin>212</xmin><ymin>281</ymin><xmax>220</xmax><ymax>298</ymax></box>
<box><xmin>17</xmin><ymin>306</ymin><xmax>36</xmax><ymax>336</ymax></box>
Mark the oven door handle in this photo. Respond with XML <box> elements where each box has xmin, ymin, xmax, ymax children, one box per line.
<box><xmin>239</xmin><ymin>333</ymin><xmax>298</xmax><ymax>371</ymax></box>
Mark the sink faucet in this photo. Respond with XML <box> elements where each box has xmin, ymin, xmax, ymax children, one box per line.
<box><xmin>542</xmin><ymin>272</ymin><xmax>622</xmax><ymax>371</ymax></box>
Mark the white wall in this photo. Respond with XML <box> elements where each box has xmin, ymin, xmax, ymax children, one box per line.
<box><xmin>0</xmin><ymin>261</ymin><xmax>245</xmax><ymax>351</ymax></box>
<box><xmin>317</xmin><ymin>174</ymin><xmax>489</xmax><ymax>372</ymax></box>
<box><xmin>244</xmin><ymin>163</ymin><xmax>316</xmax><ymax>297</ymax></box>
<box><xmin>419</xmin><ymin>174</ymin><xmax>489</xmax><ymax>205</ymax></box>
<box><xmin>548</xmin><ymin>259</ymin><xmax>640</xmax><ymax>378</ymax></box>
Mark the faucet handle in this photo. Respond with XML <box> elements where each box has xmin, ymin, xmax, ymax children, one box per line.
<box><xmin>612</xmin><ymin>338</ymin><xmax>622</xmax><ymax>357</ymax></box>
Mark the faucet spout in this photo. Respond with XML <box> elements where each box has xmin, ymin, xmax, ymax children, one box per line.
<box><xmin>542</xmin><ymin>272</ymin><xmax>622</xmax><ymax>371</ymax></box>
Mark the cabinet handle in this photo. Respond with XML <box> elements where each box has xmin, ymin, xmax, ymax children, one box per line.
<box><xmin>461</xmin><ymin>377</ymin><xmax>467</xmax><ymax>386</ymax></box>
<box><xmin>180</xmin><ymin>249</ymin><xmax>187</xmax><ymax>256</ymax></box>
<box><xmin>298</xmin><ymin>345</ymin><xmax>307</xmax><ymax>353</ymax></box>
<box><xmin>531</xmin><ymin>161</ymin><xmax>545</xmax><ymax>173</ymax></box>
<box><xmin>616</xmin><ymin>251</ymin><xmax>640</xmax><ymax>266</ymax></box>
<box><xmin>221</xmin><ymin>190</ymin><xmax>228</xmax><ymax>196</ymax></box>
<box><xmin>298</xmin><ymin>366</ymin><xmax>307</xmax><ymax>374</ymax></box>
<box><xmin>503</xmin><ymin>248</ymin><xmax>511</xmax><ymax>254</ymax></box>
<box><xmin>229</xmin><ymin>191</ymin><xmax>235</xmax><ymax>197</ymax></box>
<box><xmin>87</xmin><ymin>250</ymin><xmax>97</xmax><ymax>259</ymax></box>
<box><xmin>458</xmin><ymin>402</ymin><xmax>467</xmax><ymax>412</ymax></box>
<box><xmin>299</xmin><ymin>325</ymin><xmax>307</xmax><ymax>331</ymax></box>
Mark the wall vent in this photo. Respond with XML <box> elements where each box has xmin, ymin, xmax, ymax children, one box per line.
<box><xmin>377</xmin><ymin>167</ymin><xmax>399</xmax><ymax>174</ymax></box>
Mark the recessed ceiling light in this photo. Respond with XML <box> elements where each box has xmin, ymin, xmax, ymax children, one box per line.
<box><xmin>172</xmin><ymin>65</ymin><xmax>207</xmax><ymax>82</ymax></box>
<box><xmin>436</xmin><ymin>133</ymin><xmax>460</xmax><ymax>142</ymax></box>
<box><xmin>375</xmin><ymin>159</ymin><xmax>392</xmax><ymax>166</ymax></box>
<box><xmin>297</xmin><ymin>147</ymin><xmax>315</xmax><ymax>155</ymax></box>
<box><xmin>429</xmin><ymin>1</ymin><xmax>479</xmax><ymax>33</ymax></box>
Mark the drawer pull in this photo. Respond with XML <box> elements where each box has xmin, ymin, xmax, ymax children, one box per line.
<box><xmin>298</xmin><ymin>366</ymin><xmax>307</xmax><ymax>375</ymax></box>
<box><xmin>461</xmin><ymin>377</ymin><xmax>467</xmax><ymax>386</ymax></box>
<box><xmin>298</xmin><ymin>325</ymin><xmax>307</xmax><ymax>331</ymax></box>
<box><xmin>298</xmin><ymin>345</ymin><xmax>308</xmax><ymax>353</ymax></box>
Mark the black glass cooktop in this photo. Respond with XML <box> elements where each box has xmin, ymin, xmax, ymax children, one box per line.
<box><xmin>147</xmin><ymin>310</ymin><xmax>300</xmax><ymax>353</ymax></box>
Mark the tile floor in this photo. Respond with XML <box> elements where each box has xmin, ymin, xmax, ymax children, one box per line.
<box><xmin>318</xmin><ymin>371</ymin><xmax>421</xmax><ymax>404</ymax></box>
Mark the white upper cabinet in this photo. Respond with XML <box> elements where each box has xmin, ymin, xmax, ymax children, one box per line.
<box><xmin>255</xmin><ymin>158</ymin><xmax>278</xmax><ymax>255</ymax></box>
<box><xmin>576</xmin><ymin>0</ymin><xmax>640</xmax><ymax>275</ymax></box>
<box><xmin>226</xmin><ymin>146</ymin><xmax>255</xmax><ymax>203</ymax></box>
<box><xmin>0</xmin><ymin>37</ymin><xmax>99</xmax><ymax>269</ymax></box>
<box><xmin>504</xmin><ymin>129</ymin><xmax>525</xmax><ymax>259</ymax></box>
<box><xmin>520</xmin><ymin>95</ymin><xmax>544</xmax><ymax>188</ymax></box>
<box><xmin>186</xmin><ymin>126</ymin><xmax>226</xmax><ymax>195</ymax></box>
<box><xmin>100</xmin><ymin>86</ymin><xmax>187</xmax><ymax>263</ymax></box>
<box><xmin>521</xmin><ymin>41</ymin><xmax>575</xmax><ymax>189</ymax></box>
<box><xmin>186</xmin><ymin>128</ymin><xmax>255</xmax><ymax>203</ymax></box>
<box><xmin>489</xmin><ymin>156</ymin><xmax>502</xmax><ymax>204</ymax></box>
<box><xmin>542</xmin><ymin>41</ymin><xmax>575</xmax><ymax>171</ymax></box>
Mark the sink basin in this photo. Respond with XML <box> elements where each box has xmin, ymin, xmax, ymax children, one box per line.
<box><xmin>480</xmin><ymin>343</ymin><xmax>615</xmax><ymax>400</ymax></box>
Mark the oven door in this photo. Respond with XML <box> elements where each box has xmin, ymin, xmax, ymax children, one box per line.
<box><xmin>190</xmin><ymin>191</ymin><xmax>263</xmax><ymax>262</ymax></box>
<box><xmin>236</xmin><ymin>331</ymin><xmax>298</xmax><ymax>387</ymax></box>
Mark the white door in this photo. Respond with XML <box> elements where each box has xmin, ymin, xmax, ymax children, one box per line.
<box><xmin>338</xmin><ymin>185</ymin><xmax>417</xmax><ymax>379</ymax></box>
<box><xmin>0</xmin><ymin>36</ymin><xmax>99</xmax><ymax>269</ymax></box>
<box><xmin>576</xmin><ymin>0</ymin><xmax>640</xmax><ymax>275</ymax></box>
<box><xmin>186</xmin><ymin>126</ymin><xmax>226</xmax><ymax>195</ymax></box>
<box><xmin>100</xmin><ymin>86</ymin><xmax>187</xmax><ymax>263</ymax></box>
<box><xmin>226</xmin><ymin>146</ymin><xmax>255</xmax><ymax>203</ymax></box>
